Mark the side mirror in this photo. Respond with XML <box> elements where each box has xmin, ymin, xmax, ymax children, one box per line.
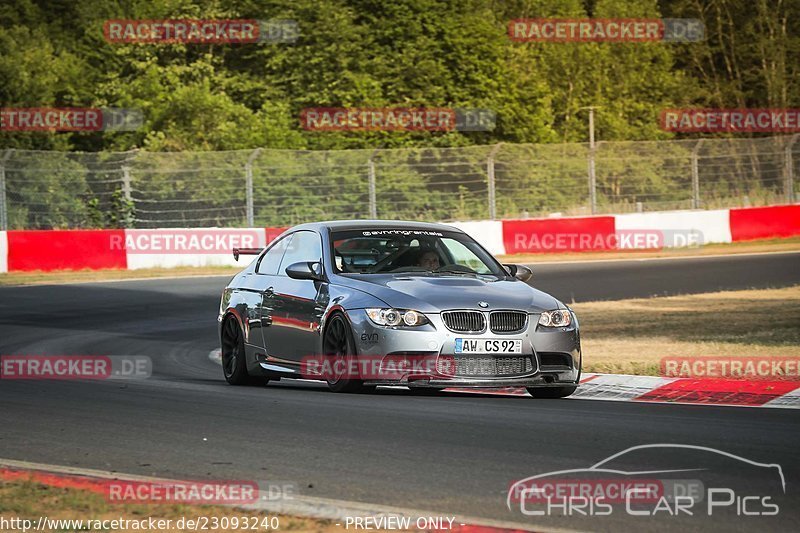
<box><xmin>503</xmin><ymin>264</ymin><xmax>533</xmax><ymax>282</ymax></box>
<box><xmin>286</xmin><ymin>261</ymin><xmax>323</xmax><ymax>281</ymax></box>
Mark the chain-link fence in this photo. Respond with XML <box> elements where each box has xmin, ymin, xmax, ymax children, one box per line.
<box><xmin>0</xmin><ymin>135</ymin><xmax>797</xmax><ymax>229</ymax></box>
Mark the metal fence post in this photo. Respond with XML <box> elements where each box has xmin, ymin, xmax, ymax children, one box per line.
<box><xmin>119</xmin><ymin>150</ymin><xmax>139</xmax><ymax>228</ymax></box>
<box><xmin>368</xmin><ymin>150</ymin><xmax>378</xmax><ymax>219</ymax></box>
<box><xmin>581</xmin><ymin>106</ymin><xmax>599</xmax><ymax>215</ymax></box>
<box><xmin>691</xmin><ymin>139</ymin><xmax>705</xmax><ymax>209</ymax></box>
<box><xmin>785</xmin><ymin>134</ymin><xmax>799</xmax><ymax>204</ymax></box>
<box><xmin>487</xmin><ymin>143</ymin><xmax>502</xmax><ymax>220</ymax></box>
<box><xmin>587</xmin><ymin>143</ymin><xmax>598</xmax><ymax>215</ymax></box>
<box><xmin>245</xmin><ymin>149</ymin><xmax>262</xmax><ymax>227</ymax></box>
<box><xmin>0</xmin><ymin>150</ymin><xmax>13</xmax><ymax>231</ymax></box>
<box><xmin>121</xmin><ymin>166</ymin><xmax>132</xmax><ymax>202</ymax></box>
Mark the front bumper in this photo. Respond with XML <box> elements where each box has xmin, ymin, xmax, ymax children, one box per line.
<box><xmin>347</xmin><ymin>309</ymin><xmax>581</xmax><ymax>388</ymax></box>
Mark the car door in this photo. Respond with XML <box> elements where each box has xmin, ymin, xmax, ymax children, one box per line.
<box><xmin>252</xmin><ymin>234</ymin><xmax>292</xmax><ymax>350</ymax></box>
<box><xmin>262</xmin><ymin>230</ymin><xmax>326</xmax><ymax>364</ymax></box>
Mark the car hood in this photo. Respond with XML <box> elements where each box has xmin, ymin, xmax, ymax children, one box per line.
<box><xmin>339</xmin><ymin>274</ymin><xmax>562</xmax><ymax>313</ymax></box>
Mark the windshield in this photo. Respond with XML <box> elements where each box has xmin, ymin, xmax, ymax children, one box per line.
<box><xmin>331</xmin><ymin>229</ymin><xmax>505</xmax><ymax>277</ymax></box>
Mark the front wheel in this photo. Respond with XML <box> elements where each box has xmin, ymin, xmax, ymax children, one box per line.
<box><xmin>526</xmin><ymin>385</ymin><xmax>577</xmax><ymax>398</ymax></box>
<box><xmin>322</xmin><ymin>313</ymin><xmax>373</xmax><ymax>393</ymax></box>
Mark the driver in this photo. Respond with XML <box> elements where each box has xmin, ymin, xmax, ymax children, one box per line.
<box><xmin>416</xmin><ymin>250</ymin><xmax>440</xmax><ymax>270</ymax></box>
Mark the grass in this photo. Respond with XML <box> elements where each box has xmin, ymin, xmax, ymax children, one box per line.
<box><xmin>0</xmin><ymin>477</ymin><xmax>356</xmax><ymax>532</ymax></box>
<box><xmin>573</xmin><ymin>285</ymin><xmax>800</xmax><ymax>375</ymax></box>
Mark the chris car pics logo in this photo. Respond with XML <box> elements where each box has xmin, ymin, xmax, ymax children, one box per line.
<box><xmin>508</xmin><ymin>444</ymin><xmax>785</xmax><ymax>518</ymax></box>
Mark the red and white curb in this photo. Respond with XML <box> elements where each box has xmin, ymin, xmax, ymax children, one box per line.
<box><xmin>2</xmin><ymin>204</ymin><xmax>798</xmax><ymax>273</ymax></box>
<box><xmin>573</xmin><ymin>373</ymin><xmax>800</xmax><ymax>408</ymax></box>
<box><xmin>0</xmin><ymin>458</ymin><xmax>545</xmax><ymax>533</ymax></box>
<box><xmin>433</xmin><ymin>374</ymin><xmax>800</xmax><ymax>408</ymax></box>
<box><xmin>209</xmin><ymin>350</ymin><xmax>800</xmax><ymax>408</ymax></box>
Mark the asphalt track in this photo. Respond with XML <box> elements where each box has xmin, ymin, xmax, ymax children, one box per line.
<box><xmin>1</xmin><ymin>252</ymin><xmax>799</xmax><ymax>532</ymax></box>
<box><xmin>526</xmin><ymin>250</ymin><xmax>800</xmax><ymax>302</ymax></box>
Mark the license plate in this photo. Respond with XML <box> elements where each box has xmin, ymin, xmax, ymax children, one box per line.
<box><xmin>454</xmin><ymin>338</ymin><xmax>522</xmax><ymax>354</ymax></box>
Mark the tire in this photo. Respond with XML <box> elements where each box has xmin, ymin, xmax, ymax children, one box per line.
<box><xmin>221</xmin><ymin>316</ymin><xmax>266</xmax><ymax>386</ymax></box>
<box><xmin>526</xmin><ymin>385</ymin><xmax>577</xmax><ymax>398</ymax></box>
<box><xmin>322</xmin><ymin>313</ymin><xmax>373</xmax><ymax>393</ymax></box>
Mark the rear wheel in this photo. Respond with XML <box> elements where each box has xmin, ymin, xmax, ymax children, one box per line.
<box><xmin>526</xmin><ymin>385</ymin><xmax>577</xmax><ymax>398</ymax></box>
<box><xmin>323</xmin><ymin>314</ymin><xmax>373</xmax><ymax>393</ymax></box>
<box><xmin>221</xmin><ymin>316</ymin><xmax>266</xmax><ymax>386</ymax></box>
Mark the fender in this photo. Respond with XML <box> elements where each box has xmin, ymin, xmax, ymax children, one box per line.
<box><xmin>221</xmin><ymin>287</ymin><xmax>266</xmax><ymax>375</ymax></box>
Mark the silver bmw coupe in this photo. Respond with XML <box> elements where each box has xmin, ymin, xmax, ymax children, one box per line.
<box><xmin>219</xmin><ymin>220</ymin><xmax>581</xmax><ymax>398</ymax></box>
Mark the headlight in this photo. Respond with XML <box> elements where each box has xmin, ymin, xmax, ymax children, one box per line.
<box><xmin>366</xmin><ymin>308</ymin><xmax>429</xmax><ymax>327</ymax></box>
<box><xmin>538</xmin><ymin>309</ymin><xmax>572</xmax><ymax>328</ymax></box>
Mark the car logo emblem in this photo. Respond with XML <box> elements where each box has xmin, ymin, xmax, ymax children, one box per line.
<box><xmin>478</xmin><ymin>301</ymin><xmax>489</xmax><ymax>308</ymax></box>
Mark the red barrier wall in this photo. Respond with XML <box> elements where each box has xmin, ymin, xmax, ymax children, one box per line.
<box><xmin>502</xmin><ymin>216</ymin><xmax>616</xmax><ymax>253</ymax></box>
<box><xmin>7</xmin><ymin>230</ymin><xmax>127</xmax><ymax>272</ymax></box>
<box><xmin>729</xmin><ymin>205</ymin><xmax>800</xmax><ymax>241</ymax></box>
<box><xmin>265</xmin><ymin>227</ymin><xmax>288</xmax><ymax>244</ymax></box>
